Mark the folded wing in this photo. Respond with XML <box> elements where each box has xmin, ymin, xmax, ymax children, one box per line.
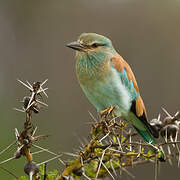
<box><xmin>110</xmin><ymin>55</ymin><xmax>159</xmax><ymax>138</ymax></box>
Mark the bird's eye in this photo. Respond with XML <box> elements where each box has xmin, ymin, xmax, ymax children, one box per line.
<box><xmin>91</xmin><ymin>43</ymin><xmax>99</xmax><ymax>48</ymax></box>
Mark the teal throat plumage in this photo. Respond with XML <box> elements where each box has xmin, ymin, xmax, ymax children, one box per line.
<box><xmin>67</xmin><ymin>33</ymin><xmax>165</xmax><ymax>161</ymax></box>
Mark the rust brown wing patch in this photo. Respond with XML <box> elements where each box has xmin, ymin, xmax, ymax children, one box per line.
<box><xmin>111</xmin><ymin>55</ymin><xmax>139</xmax><ymax>93</ymax></box>
<box><xmin>136</xmin><ymin>96</ymin><xmax>147</xmax><ymax>119</ymax></box>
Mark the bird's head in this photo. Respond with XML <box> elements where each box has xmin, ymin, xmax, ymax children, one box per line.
<box><xmin>66</xmin><ymin>33</ymin><xmax>115</xmax><ymax>55</ymax></box>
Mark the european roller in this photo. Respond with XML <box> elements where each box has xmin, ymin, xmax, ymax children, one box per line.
<box><xmin>67</xmin><ymin>33</ymin><xmax>165</xmax><ymax>161</ymax></box>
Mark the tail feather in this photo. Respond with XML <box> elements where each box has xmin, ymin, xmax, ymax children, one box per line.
<box><xmin>133</xmin><ymin>126</ymin><xmax>156</xmax><ymax>144</ymax></box>
<box><xmin>130</xmin><ymin>99</ymin><xmax>159</xmax><ymax>138</ymax></box>
<box><xmin>133</xmin><ymin>126</ymin><xmax>165</xmax><ymax>161</ymax></box>
<box><xmin>129</xmin><ymin>99</ymin><xmax>165</xmax><ymax>161</ymax></box>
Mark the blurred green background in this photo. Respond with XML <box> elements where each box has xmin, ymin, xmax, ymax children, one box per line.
<box><xmin>0</xmin><ymin>0</ymin><xmax>180</xmax><ymax>179</ymax></box>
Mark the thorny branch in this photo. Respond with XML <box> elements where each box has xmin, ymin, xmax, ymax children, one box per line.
<box><xmin>0</xmin><ymin>79</ymin><xmax>63</xmax><ymax>180</ymax></box>
<box><xmin>56</xmin><ymin>109</ymin><xmax>180</xmax><ymax>180</ymax></box>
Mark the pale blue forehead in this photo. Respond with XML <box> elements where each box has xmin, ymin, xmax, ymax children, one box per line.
<box><xmin>78</xmin><ymin>33</ymin><xmax>112</xmax><ymax>46</ymax></box>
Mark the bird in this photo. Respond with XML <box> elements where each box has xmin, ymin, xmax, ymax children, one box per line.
<box><xmin>66</xmin><ymin>33</ymin><xmax>165</xmax><ymax>161</ymax></box>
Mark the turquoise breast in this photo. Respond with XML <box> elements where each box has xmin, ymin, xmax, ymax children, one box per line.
<box><xmin>78</xmin><ymin>67</ymin><xmax>131</xmax><ymax>116</ymax></box>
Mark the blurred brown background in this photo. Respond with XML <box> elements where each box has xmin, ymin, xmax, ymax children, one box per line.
<box><xmin>0</xmin><ymin>0</ymin><xmax>180</xmax><ymax>179</ymax></box>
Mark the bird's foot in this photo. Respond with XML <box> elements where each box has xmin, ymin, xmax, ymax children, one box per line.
<box><xmin>100</xmin><ymin>106</ymin><xmax>115</xmax><ymax>119</ymax></box>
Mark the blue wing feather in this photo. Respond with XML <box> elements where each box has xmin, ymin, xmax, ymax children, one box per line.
<box><xmin>120</xmin><ymin>68</ymin><xmax>139</xmax><ymax>101</ymax></box>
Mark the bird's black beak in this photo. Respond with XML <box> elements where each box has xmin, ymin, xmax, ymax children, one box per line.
<box><xmin>66</xmin><ymin>41</ymin><xmax>85</xmax><ymax>51</ymax></box>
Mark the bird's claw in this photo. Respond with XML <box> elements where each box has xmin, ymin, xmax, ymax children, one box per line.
<box><xmin>100</xmin><ymin>106</ymin><xmax>115</xmax><ymax>118</ymax></box>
